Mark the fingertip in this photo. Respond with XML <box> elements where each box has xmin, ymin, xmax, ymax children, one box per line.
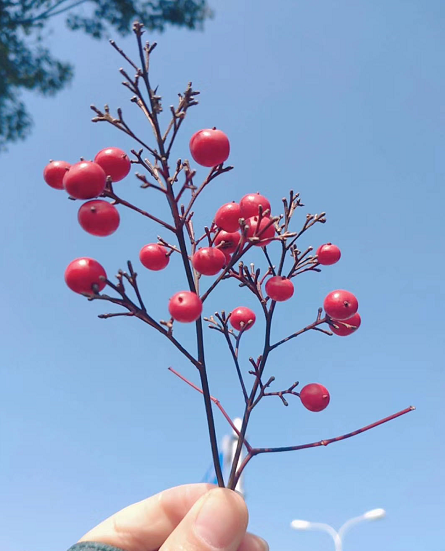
<box><xmin>239</xmin><ymin>533</ymin><xmax>269</xmax><ymax>551</ymax></box>
<box><xmin>192</xmin><ymin>488</ymin><xmax>249</xmax><ymax>549</ymax></box>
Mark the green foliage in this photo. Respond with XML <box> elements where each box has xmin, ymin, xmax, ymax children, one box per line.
<box><xmin>0</xmin><ymin>0</ymin><xmax>212</xmax><ymax>151</ymax></box>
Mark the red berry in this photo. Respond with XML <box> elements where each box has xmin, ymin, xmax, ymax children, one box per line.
<box><xmin>189</xmin><ymin>129</ymin><xmax>230</xmax><ymax>167</ymax></box>
<box><xmin>324</xmin><ymin>290</ymin><xmax>358</xmax><ymax>320</ymax></box>
<box><xmin>214</xmin><ymin>202</ymin><xmax>241</xmax><ymax>232</ymax></box>
<box><xmin>239</xmin><ymin>193</ymin><xmax>271</xmax><ymax>219</ymax></box>
<box><xmin>230</xmin><ymin>307</ymin><xmax>256</xmax><ymax>331</ymax></box>
<box><xmin>265</xmin><ymin>276</ymin><xmax>294</xmax><ymax>302</ymax></box>
<box><xmin>63</xmin><ymin>161</ymin><xmax>106</xmax><ymax>199</ymax></box>
<box><xmin>246</xmin><ymin>216</ymin><xmax>276</xmax><ymax>246</ymax></box>
<box><xmin>78</xmin><ymin>200</ymin><xmax>120</xmax><ymax>237</ymax></box>
<box><xmin>214</xmin><ymin>231</ymin><xmax>241</xmax><ymax>254</ymax></box>
<box><xmin>94</xmin><ymin>147</ymin><xmax>131</xmax><ymax>182</ymax></box>
<box><xmin>139</xmin><ymin>244</ymin><xmax>170</xmax><ymax>271</ymax></box>
<box><xmin>300</xmin><ymin>383</ymin><xmax>330</xmax><ymax>412</ymax></box>
<box><xmin>316</xmin><ymin>243</ymin><xmax>341</xmax><ymax>265</ymax></box>
<box><xmin>168</xmin><ymin>291</ymin><xmax>202</xmax><ymax>323</ymax></box>
<box><xmin>330</xmin><ymin>312</ymin><xmax>361</xmax><ymax>336</ymax></box>
<box><xmin>43</xmin><ymin>160</ymin><xmax>71</xmax><ymax>190</ymax></box>
<box><xmin>64</xmin><ymin>258</ymin><xmax>107</xmax><ymax>295</ymax></box>
<box><xmin>192</xmin><ymin>247</ymin><xmax>226</xmax><ymax>276</ymax></box>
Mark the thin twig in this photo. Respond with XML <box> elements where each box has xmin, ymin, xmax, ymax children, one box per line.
<box><xmin>232</xmin><ymin>406</ymin><xmax>415</xmax><ymax>487</ymax></box>
<box><xmin>270</xmin><ymin>313</ymin><xmax>331</xmax><ymax>351</ymax></box>
<box><xmin>168</xmin><ymin>367</ymin><xmax>252</xmax><ymax>452</ymax></box>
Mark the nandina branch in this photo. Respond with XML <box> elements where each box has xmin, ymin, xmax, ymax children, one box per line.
<box><xmin>225</xmin><ymin>262</ymin><xmax>268</xmax><ymax>314</ymax></box>
<box><xmin>200</xmin><ymin>238</ymin><xmax>258</xmax><ymax>303</ymax></box>
<box><xmin>232</xmin><ymin>406</ymin><xmax>415</xmax><ymax>487</ymax></box>
<box><xmin>90</xmin><ymin>105</ymin><xmax>161</xmax><ymax>160</ymax></box>
<box><xmin>133</xmin><ymin>24</ymin><xmax>165</xmax><ymax>155</ymax></box>
<box><xmin>279</xmin><ymin>190</ymin><xmax>304</xmax><ymax>235</ymax></box>
<box><xmin>183</xmin><ymin>164</ymin><xmax>233</xmax><ymax>220</ymax></box>
<box><xmin>286</xmin><ymin>212</ymin><xmax>327</xmax><ymax>250</ymax></box>
<box><xmin>252</xmin><ymin>379</ymin><xmax>300</xmax><ymax>408</ymax></box>
<box><xmin>168</xmin><ymin>367</ymin><xmax>252</xmax><ymax>453</ymax></box>
<box><xmin>270</xmin><ymin>311</ymin><xmax>332</xmax><ymax>351</ymax></box>
<box><xmin>109</xmin><ymin>39</ymin><xmax>139</xmax><ymax>70</ymax></box>
<box><xmin>133</xmin><ymin>40</ymin><xmax>226</xmax><ymax>486</ymax></box>
<box><xmin>103</xmin><ymin>185</ymin><xmax>175</xmax><ymax>232</ymax></box>
<box><xmin>212</xmin><ymin>312</ymin><xmax>249</xmax><ymax>403</ymax></box>
<box><xmin>67</xmin><ymin>29</ymin><xmax>413</xmax><ymax>497</ymax></box>
<box><xmin>91</xmin><ymin>272</ymin><xmax>201</xmax><ymax>368</ymax></box>
<box><xmin>227</xmin><ymin>304</ymin><xmax>276</xmax><ymax>489</ymax></box>
<box><xmin>163</xmin><ymin>83</ymin><xmax>200</xmax><ymax>157</ymax></box>
<box><xmin>262</xmin><ymin>247</ymin><xmax>276</xmax><ymax>276</ymax></box>
<box><xmin>131</xmin><ymin>149</ymin><xmax>165</xmax><ymax>189</ymax></box>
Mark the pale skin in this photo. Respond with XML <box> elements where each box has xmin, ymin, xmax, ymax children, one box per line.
<box><xmin>78</xmin><ymin>484</ymin><xmax>268</xmax><ymax>551</ymax></box>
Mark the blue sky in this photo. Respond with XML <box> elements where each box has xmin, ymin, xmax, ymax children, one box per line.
<box><xmin>1</xmin><ymin>1</ymin><xmax>444</xmax><ymax>550</ymax></box>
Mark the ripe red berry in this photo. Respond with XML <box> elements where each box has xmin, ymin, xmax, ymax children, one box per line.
<box><xmin>239</xmin><ymin>193</ymin><xmax>271</xmax><ymax>219</ymax></box>
<box><xmin>78</xmin><ymin>200</ymin><xmax>120</xmax><ymax>237</ymax></box>
<box><xmin>324</xmin><ymin>290</ymin><xmax>358</xmax><ymax>320</ymax></box>
<box><xmin>63</xmin><ymin>161</ymin><xmax>106</xmax><ymax>199</ymax></box>
<box><xmin>230</xmin><ymin>307</ymin><xmax>256</xmax><ymax>331</ymax></box>
<box><xmin>139</xmin><ymin>244</ymin><xmax>170</xmax><ymax>271</ymax></box>
<box><xmin>43</xmin><ymin>160</ymin><xmax>71</xmax><ymax>190</ymax></box>
<box><xmin>168</xmin><ymin>291</ymin><xmax>202</xmax><ymax>323</ymax></box>
<box><xmin>265</xmin><ymin>276</ymin><xmax>294</xmax><ymax>302</ymax></box>
<box><xmin>189</xmin><ymin>129</ymin><xmax>230</xmax><ymax>167</ymax></box>
<box><xmin>316</xmin><ymin>243</ymin><xmax>341</xmax><ymax>265</ymax></box>
<box><xmin>94</xmin><ymin>147</ymin><xmax>131</xmax><ymax>182</ymax></box>
<box><xmin>64</xmin><ymin>258</ymin><xmax>107</xmax><ymax>295</ymax></box>
<box><xmin>330</xmin><ymin>312</ymin><xmax>361</xmax><ymax>336</ymax></box>
<box><xmin>214</xmin><ymin>231</ymin><xmax>241</xmax><ymax>254</ymax></box>
<box><xmin>246</xmin><ymin>216</ymin><xmax>276</xmax><ymax>246</ymax></box>
<box><xmin>192</xmin><ymin>247</ymin><xmax>226</xmax><ymax>276</ymax></box>
<box><xmin>214</xmin><ymin>202</ymin><xmax>241</xmax><ymax>232</ymax></box>
<box><xmin>300</xmin><ymin>383</ymin><xmax>330</xmax><ymax>412</ymax></box>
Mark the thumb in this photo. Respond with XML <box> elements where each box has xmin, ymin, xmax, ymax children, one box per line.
<box><xmin>161</xmin><ymin>488</ymin><xmax>248</xmax><ymax>551</ymax></box>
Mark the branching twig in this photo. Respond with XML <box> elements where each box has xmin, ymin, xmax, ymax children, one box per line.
<box><xmin>168</xmin><ymin>367</ymin><xmax>252</xmax><ymax>453</ymax></box>
<box><xmin>232</xmin><ymin>406</ymin><xmax>415</xmax><ymax>487</ymax></box>
<box><xmin>69</xmin><ymin>27</ymin><xmax>414</xmax><ymax>494</ymax></box>
<box><xmin>270</xmin><ymin>310</ymin><xmax>332</xmax><ymax>351</ymax></box>
<box><xmin>103</xmin><ymin>182</ymin><xmax>175</xmax><ymax>232</ymax></box>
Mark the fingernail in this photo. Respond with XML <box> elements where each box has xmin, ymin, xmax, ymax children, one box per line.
<box><xmin>240</xmin><ymin>533</ymin><xmax>269</xmax><ymax>551</ymax></box>
<box><xmin>194</xmin><ymin>490</ymin><xmax>245</xmax><ymax>549</ymax></box>
<box><xmin>254</xmin><ymin>536</ymin><xmax>269</xmax><ymax>551</ymax></box>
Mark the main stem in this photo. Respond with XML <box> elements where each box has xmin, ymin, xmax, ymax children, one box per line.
<box><xmin>227</xmin><ymin>304</ymin><xmax>276</xmax><ymax>489</ymax></box>
<box><xmin>175</xmin><ymin>221</ymin><xmax>225</xmax><ymax>487</ymax></box>
<box><xmin>136</xmin><ymin>31</ymin><xmax>224</xmax><ymax>486</ymax></box>
<box><xmin>227</xmin><ymin>240</ymin><xmax>287</xmax><ymax>489</ymax></box>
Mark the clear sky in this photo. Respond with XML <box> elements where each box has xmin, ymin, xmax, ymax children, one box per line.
<box><xmin>1</xmin><ymin>1</ymin><xmax>444</xmax><ymax>550</ymax></box>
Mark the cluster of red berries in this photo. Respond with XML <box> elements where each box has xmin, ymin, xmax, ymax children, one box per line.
<box><xmin>43</xmin><ymin>147</ymin><xmax>131</xmax><ymax>236</ymax></box>
<box><xmin>50</xmin><ymin>129</ymin><xmax>359</xmax><ymax>415</ymax></box>
<box><xmin>324</xmin><ymin>290</ymin><xmax>361</xmax><ymax>337</ymax></box>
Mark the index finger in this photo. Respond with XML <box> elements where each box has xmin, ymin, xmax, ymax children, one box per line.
<box><xmin>78</xmin><ymin>483</ymin><xmax>215</xmax><ymax>551</ymax></box>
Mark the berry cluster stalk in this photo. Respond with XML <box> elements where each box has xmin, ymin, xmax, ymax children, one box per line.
<box><xmin>46</xmin><ymin>22</ymin><xmax>415</xmax><ymax>491</ymax></box>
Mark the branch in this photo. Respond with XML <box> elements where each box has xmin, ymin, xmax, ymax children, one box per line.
<box><xmin>232</xmin><ymin>406</ymin><xmax>416</xmax><ymax>487</ymax></box>
<box><xmin>211</xmin><ymin>312</ymin><xmax>249</xmax><ymax>403</ymax></box>
<box><xmin>270</xmin><ymin>309</ymin><xmax>332</xmax><ymax>351</ymax></box>
<box><xmin>90</xmin><ymin>105</ymin><xmax>161</xmax><ymax>161</ymax></box>
<box><xmin>103</xmin><ymin>182</ymin><xmax>175</xmax><ymax>232</ymax></box>
<box><xmin>251</xmin><ymin>378</ymin><xmax>300</xmax><ymax>408</ymax></box>
<box><xmin>91</xmin><ymin>269</ymin><xmax>200</xmax><ymax>368</ymax></box>
<box><xmin>168</xmin><ymin>367</ymin><xmax>252</xmax><ymax>453</ymax></box>
<box><xmin>183</xmin><ymin>164</ymin><xmax>233</xmax><ymax>221</ymax></box>
<box><xmin>164</xmin><ymin>83</ymin><xmax>200</xmax><ymax>156</ymax></box>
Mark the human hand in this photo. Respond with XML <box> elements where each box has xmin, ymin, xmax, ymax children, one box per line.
<box><xmin>71</xmin><ymin>483</ymin><xmax>268</xmax><ymax>551</ymax></box>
